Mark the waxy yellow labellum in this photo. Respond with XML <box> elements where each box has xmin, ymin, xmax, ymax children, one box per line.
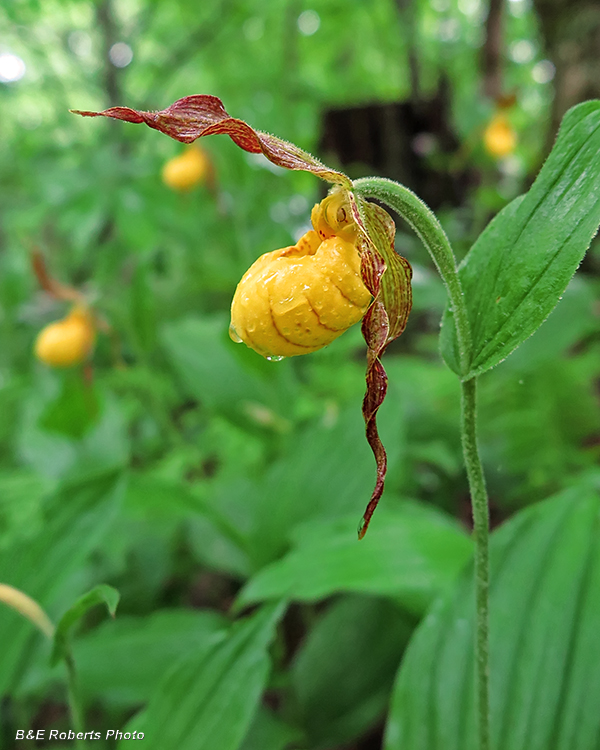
<box><xmin>35</xmin><ymin>306</ymin><xmax>96</xmax><ymax>368</ymax></box>
<box><xmin>230</xmin><ymin>231</ymin><xmax>370</xmax><ymax>358</ymax></box>
<box><xmin>230</xmin><ymin>192</ymin><xmax>370</xmax><ymax>359</ymax></box>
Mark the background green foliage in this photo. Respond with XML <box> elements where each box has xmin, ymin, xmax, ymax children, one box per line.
<box><xmin>0</xmin><ymin>0</ymin><xmax>599</xmax><ymax>748</ymax></box>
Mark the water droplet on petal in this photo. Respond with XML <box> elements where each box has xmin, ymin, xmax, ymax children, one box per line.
<box><xmin>229</xmin><ymin>323</ymin><xmax>243</xmax><ymax>343</ymax></box>
<box><xmin>266</xmin><ymin>355</ymin><xmax>285</xmax><ymax>362</ymax></box>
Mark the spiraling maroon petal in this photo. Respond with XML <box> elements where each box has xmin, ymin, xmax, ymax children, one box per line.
<box><xmin>349</xmin><ymin>194</ymin><xmax>413</xmax><ymax>538</ymax></box>
<box><xmin>72</xmin><ymin>95</ymin><xmax>351</xmax><ymax>186</ymax></box>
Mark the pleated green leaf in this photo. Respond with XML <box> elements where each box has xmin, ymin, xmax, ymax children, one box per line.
<box><xmin>237</xmin><ymin>505</ymin><xmax>472</xmax><ymax>616</ymax></box>
<box><xmin>291</xmin><ymin>595</ymin><xmax>413</xmax><ymax>749</ymax></box>
<box><xmin>129</xmin><ymin>602</ymin><xmax>285</xmax><ymax>750</ymax></box>
<box><xmin>441</xmin><ymin>101</ymin><xmax>600</xmax><ymax>377</ymax></box>
<box><xmin>385</xmin><ymin>483</ymin><xmax>600</xmax><ymax>750</ymax></box>
<box><xmin>0</xmin><ymin>471</ymin><xmax>123</xmax><ymax>694</ymax></box>
<box><xmin>239</xmin><ymin>707</ymin><xmax>303</xmax><ymax>750</ymax></box>
<box><xmin>21</xmin><ymin>610</ymin><xmax>228</xmax><ymax>708</ymax></box>
<box><xmin>74</xmin><ymin>610</ymin><xmax>227</xmax><ymax>707</ymax></box>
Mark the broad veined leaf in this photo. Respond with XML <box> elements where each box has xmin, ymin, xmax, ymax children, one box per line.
<box><xmin>239</xmin><ymin>706</ymin><xmax>303</xmax><ymax>750</ymax></box>
<box><xmin>192</xmin><ymin>402</ymin><xmax>405</xmax><ymax>575</ymax></box>
<box><xmin>477</xmin><ymin>353</ymin><xmax>600</xmax><ymax>496</ymax></box>
<box><xmin>237</xmin><ymin>504</ymin><xmax>472</xmax><ymax>615</ymax></box>
<box><xmin>18</xmin><ymin>387</ymin><xmax>129</xmax><ymax>482</ymax></box>
<box><xmin>247</xmin><ymin>407</ymin><xmax>388</xmax><ymax>568</ymax></box>
<box><xmin>291</xmin><ymin>595</ymin><xmax>413</xmax><ymax>749</ymax></box>
<box><xmin>38</xmin><ymin>370</ymin><xmax>100</xmax><ymax>440</ymax></box>
<box><xmin>21</xmin><ymin>609</ymin><xmax>228</xmax><ymax>708</ymax></box>
<box><xmin>125</xmin><ymin>602</ymin><xmax>285</xmax><ymax>750</ymax></box>
<box><xmin>129</xmin><ymin>262</ymin><xmax>158</xmax><ymax>354</ymax></box>
<box><xmin>441</xmin><ymin>101</ymin><xmax>600</xmax><ymax>377</ymax></box>
<box><xmin>484</xmin><ymin>274</ymin><xmax>599</xmax><ymax>373</ymax></box>
<box><xmin>385</xmin><ymin>483</ymin><xmax>600</xmax><ymax>750</ymax></box>
<box><xmin>161</xmin><ymin>315</ymin><xmax>298</xmax><ymax>428</ymax></box>
<box><xmin>0</xmin><ymin>471</ymin><xmax>123</xmax><ymax>694</ymax></box>
<box><xmin>0</xmin><ymin>470</ymin><xmax>49</xmax><ymax>551</ymax></box>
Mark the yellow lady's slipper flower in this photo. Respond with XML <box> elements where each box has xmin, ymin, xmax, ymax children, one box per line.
<box><xmin>162</xmin><ymin>145</ymin><xmax>210</xmax><ymax>191</ymax></box>
<box><xmin>484</xmin><ymin>113</ymin><xmax>517</xmax><ymax>158</ymax></box>
<box><xmin>34</xmin><ymin>305</ymin><xmax>96</xmax><ymax>368</ymax></box>
<box><xmin>73</xmin><ymin>94</ymin><xmax>413</xmax><ymax>538</ymax></box>
<box><xmin>229</xmin><ymin>193</ymin><xmax>371</xmax><ymax>359</ymax></box>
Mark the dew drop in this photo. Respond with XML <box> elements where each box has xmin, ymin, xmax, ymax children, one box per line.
<box><xmin>229</xmin><ymin>324</ymin><xmax>243</xmax><ymax>343</ymax></box>
<box><xmin>266</xmin><ymin>355</ymin><xmax>285</xmax><ymax>362</ymax></box>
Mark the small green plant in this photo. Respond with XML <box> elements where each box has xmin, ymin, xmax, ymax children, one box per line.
<box><xmin>0</xmin><ymin>583</ymin><xmax>119</xmax><ymax>748</ymax></box>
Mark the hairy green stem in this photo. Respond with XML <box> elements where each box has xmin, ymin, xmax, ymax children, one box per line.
<box><xmin>353</xmin><ymin>176</ymin><xmax>490</xmax><ymax>749</ymax></box>
<box><xmin>461</xmin><ymin>377</ymin><xmax>490</xmax><ymax>750</ymax></box>
<box><xmin>352</xmin><ymin>176</ymin><xmax>472</xmax><ymax>376</ymax></box>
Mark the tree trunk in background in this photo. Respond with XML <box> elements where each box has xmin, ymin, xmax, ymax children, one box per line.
<box><xmin>533</xmin><ymin>0</ymin><xmax>600</xmax><ymax>275</ymax></box>
<box><xmin>394</xmin><ymin>0</ymin><xmax>421</xmax><ymax>103</ymax></box>
<box><xmin>482</xmin><ymin>0</ymin><xmax>505</xmax><ymax>100</ymax></box>
<box><xmin>96</xmin><ymin>0</ymin><xmax>122</xmax><ymax>108</ymax></box>
<box><xmin>533</xmin><ymin>0</ymin><xmax>600</xmax><ymax>139</ymax></box>
<box><xmin>318</xmin><ymin>87</ymin><xmax>478</xmax><ymax>211</ymax></box>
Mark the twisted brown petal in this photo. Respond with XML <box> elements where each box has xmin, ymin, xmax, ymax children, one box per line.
<box><xmin>349</xmin><ymin>194</ymin><xmax>413</xmax><ymax>539</ymax></box>
<box><xmin>72</xmin><ymin>95</ymin><xmax>351</xmax><ymax>187</ymax></box>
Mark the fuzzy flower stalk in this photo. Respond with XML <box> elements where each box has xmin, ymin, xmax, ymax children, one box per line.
<box><xmin>73</xmin><ymin>95</ymin><xmax>413</xmax><ymax>537</ymax></box>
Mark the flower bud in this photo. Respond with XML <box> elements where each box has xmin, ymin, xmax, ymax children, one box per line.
<box><xmin>34</xmin><ymin>306</ymin><xmax>96</xmax><ymax>367</ymax></box>
<box><xmin>484</xmin><ymin>113</ymin><xmax>517</xmax><ymax>158</ymax></box>
<box><xmin>230</xmin><ymin>224</ymin><xmax>371</xmax><ymax>359</ymax></box>
<box><xmin>162</xmin><ymin>145</ymin><xmax>209</xmax><ymax>191</ymax></box>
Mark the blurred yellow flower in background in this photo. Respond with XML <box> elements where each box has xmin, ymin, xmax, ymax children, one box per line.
<box><xmin>162</xmin><ymin>145</ymin><xmax>211</xmax><ymax>191</ymax></box>
<box><xmin>35</xmin><ymin>305</ymin><xmax>96</xmax><ymax>368</ymax></box>
<box><xmin>484</xmin><ymin>112</ymin><xmax>517</xmax><ymax>158</ymax></box>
